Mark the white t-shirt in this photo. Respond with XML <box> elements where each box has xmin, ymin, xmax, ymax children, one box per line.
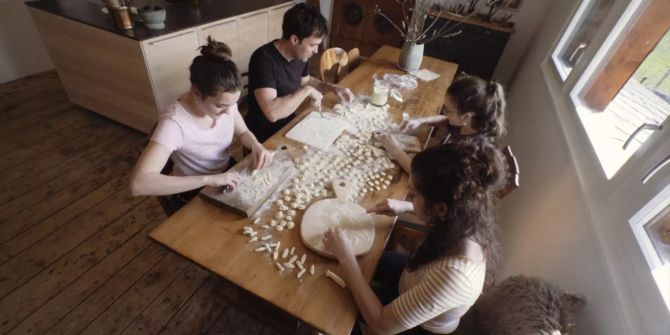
<box><xmin>151</xmin><ymin>101</ymin><xmax>235</xmax><ymax>177</ymax></box>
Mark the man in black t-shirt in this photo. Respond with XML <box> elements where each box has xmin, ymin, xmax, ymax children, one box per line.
<box><xmin>245</xmin><ymin>3</ymin><xmax>354</xmax><ymax>143</ymax></box>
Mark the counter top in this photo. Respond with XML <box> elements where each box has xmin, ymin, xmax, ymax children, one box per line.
<box><xmin>26</xmin><ymin>0</ymin><xmax>290</xmax><ymax>41</ymax></box>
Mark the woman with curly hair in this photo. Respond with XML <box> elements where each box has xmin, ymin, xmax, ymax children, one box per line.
<box><xmin>381</xmin><ymin>73</ymin><xmax>507</xmax><ymax>174</ymax></box>
<box><xmin>324</xmin><ymin>141</ymin><xmax>505</xmax><ymax>334</ymax></box>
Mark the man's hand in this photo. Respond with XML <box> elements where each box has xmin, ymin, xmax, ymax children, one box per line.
<box><xmin>334</xmin><ymin>86</ymin><xmax>355</xmax><ymax>103</ymax></box>
<box><xmin>306</xmin><ymin>86</ymin><xmax>323</xmax><ymax>111</ymax></box>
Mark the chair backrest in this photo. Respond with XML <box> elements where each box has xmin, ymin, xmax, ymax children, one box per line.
<box><xmin>346</xmin><ymin>47</ymin><xmax>361</xmax><ymax>72</ymax></box>
<box><xmin>320</xmin><ymin>47</ymin><xmax>349</xmax><ymax>83</ymax></box>
<box><xmin>498</xmin><ymin>145</ymin><xmax>520</xmax><ymax>198</ymax></box>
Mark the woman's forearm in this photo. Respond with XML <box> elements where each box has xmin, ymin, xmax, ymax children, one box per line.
<box><xmin>130</xmin><ymin>172</ymin><xmax>209</xmax><ymax>196</ymax></box>
<box><xmin>340</xmin><ymin>256</ymin><xmax>387</xmax><ymax>333</ymax></box>
<box><xmin>238</xmin><ymin>130</ymin><xmax>263</xmax><ymax>151</ymax></box>
<box><xmin>420</xmin><ymin>115</ymin><xmax>448</xmax><ymax>126</ymax></box>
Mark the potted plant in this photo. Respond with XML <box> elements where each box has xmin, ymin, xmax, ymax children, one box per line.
<box><xmin>138</xmin><ymin>0</ymin><xmax>166</xmax><ymax>30</ymax></box>
<box><xmin>376</xmin><ymin>0</ymin><xmax>478</xmax><ymax>71</ymax></box>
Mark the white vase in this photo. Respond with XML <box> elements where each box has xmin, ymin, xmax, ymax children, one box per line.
<box><xmin>139</xmin><ymin>6</ymin><xmax>166</xmax><ymax>30</ymax></box>
<box><xmin>399</xmin><ymin>41</ymin><xmax>424</xmax><ymax>72</ymax></box>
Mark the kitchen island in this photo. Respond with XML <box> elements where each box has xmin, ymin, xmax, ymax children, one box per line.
<box><xmin>27</xmin><ymin>0</ymin><xmax>292</xmax><ymax>133</ymax></box>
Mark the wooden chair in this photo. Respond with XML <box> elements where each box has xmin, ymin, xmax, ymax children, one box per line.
<box><xmin>319</xmin><ymin>47</ymin><xmax>349</xmax><ymax>83</ymax></box>
<box><xmin>387</xmin><ymin>145</ymin><xmax>520</xmax><ymax>253</ymax></box>
<box><xmin>497</xmin><ymin>145</ymin><xmax>520</xmax><ymax>198</ymax></box>
<box><xmin>347</xmin><ymin>47</ymin><xmax>361</xmax><ymax>73</ymax></box>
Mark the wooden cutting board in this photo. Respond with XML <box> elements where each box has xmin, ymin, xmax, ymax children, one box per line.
<box><xmin>300</xmin><ymin>179</ymin><xmax>375</xmax><ymax>258</ymax></box>
<box><xmin>199</xmin><ymin>151</ymin><xmax>296</xmax><ymax>218</ymax></box>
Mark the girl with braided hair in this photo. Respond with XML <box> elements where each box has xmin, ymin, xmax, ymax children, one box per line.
<box><xmin>324</xmin><ymin>140</ymin><xmax>505</xmax><ymax>334</ymax></box>
<box><xmin>382</xmin><ymin>73</ymin><xmax>507</xmax><ymax>174</ymax></box>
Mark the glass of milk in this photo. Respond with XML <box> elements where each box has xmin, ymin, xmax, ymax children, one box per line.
<box><xmin>371</xmin><ymin>79</ymin><xmax>390</xmax><ymax>106</ymax></box>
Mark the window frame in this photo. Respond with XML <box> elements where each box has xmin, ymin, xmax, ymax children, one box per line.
<box><xmin>541</xmin><ymin>0</ymin><xmax>670</xmax><ymax>331</ymax></box>
<box><xmin>545</xmin><ymin>0</ymin><xmax>655</xmax><ymax>188</ymax></box>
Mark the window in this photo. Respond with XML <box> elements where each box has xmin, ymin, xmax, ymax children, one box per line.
<box><xmin>547</xmin><ymin>0</ymin><xmax>670</xmax><ymax>321</ymax></box>
<box><xmin>552</xmin><ymin>0</ymin><xmax>617</xmax><ymax>80</ymax></box>
<box><xmin>574</xmin><ymin>29</ymin><xmax>670</xmax><ymax>178</ymax></box>
<box><xmin>629</xmin><ymin>185</ymin><xmax>670</xmax><ymax>312</ymax></box>
<box><xmin>550</xmin><ymin>0</ymin><xmax>669</xmax><ymax>178</ymax></box>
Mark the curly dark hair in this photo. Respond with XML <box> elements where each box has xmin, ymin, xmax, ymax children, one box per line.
<box><xmin>408</xmin><ymin>139</ymin><xmax>505</xmax><ymax>286</ymax></box>
<box><xmin>447</xmin><ymin>73</ymin><xmax>507</xmax><ymax>143</ymax></box>
<box><xmin>281</xmin><ymin>3</ymin><xmax>328</xmax><ymax>41</ymax></box>
<box><xmin>189</xmin><ymin>36</ymin><xmax>242</xmax><ymax>97</ymax></box>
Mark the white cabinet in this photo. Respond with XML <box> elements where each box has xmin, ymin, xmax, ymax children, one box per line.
<box><xmin>238</xmin><ymin>10</ymin><xmax>269</xmax><ymax>73</ymax></box>
<box><xmin>142</xmin><ymin>1</ymin><xmax>290</xmax><ymax>116</ymax></box>
<box><xmin>268</xmin><ymin>2</ymin><xmax>292</xmax><ymax>41</ymax></box>
<box><xmin>197</xmin><ymin>18</ymin><xmax>240</xmax><ymax>65</ymax></box>
<box><xmin>142</xmin><ymin>29</ymin><xmax>200</xmax><ymax>114</ymax></box>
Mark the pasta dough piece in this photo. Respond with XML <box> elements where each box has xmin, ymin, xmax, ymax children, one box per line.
<box><xmin>326</xmin><ymin>270</ymin><xmax>346</xmax><ymax>287</ymax></box>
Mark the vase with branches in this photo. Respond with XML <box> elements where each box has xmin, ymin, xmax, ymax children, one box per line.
<box><xmin>375</xmin><ymin>0</ymin><xmax>479</xmax><ymax>71</ymax></box>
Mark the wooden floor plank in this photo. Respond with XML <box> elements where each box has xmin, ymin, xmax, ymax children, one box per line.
<box><xmin>206</xmin><ymin>303</ymin><xmax>265</xmax><ymax>335</ymax></box>
<box><xmin>0</xmin><ymin>198</ymin><xmax>162</xmax><ymax>333</ymax></box>
<box><xmin>78</xmin><ymin>251</ymin><xmax>191</xmax><ymax>334</ymax></box>
<box><xmin>0</xmin><ymin>175</ymin><xmax>130</xmax><ymax>265</ymax></box>
<box><xmin>0</xmin><ymin>136</ymin><xmax>142</xmax><ymax>243</ymax></box>
<box><xmin>0</xmin><ymin>102</ymin><xmax>88</xmax><ymax>154</ymax></box>
<box><xmin>0</xmin><ymin>70</ymin><xmax>273</xmax><ymax>335</ymax></box>
<box><xmin>0</xmin><ymin>72</ymin><xmax>66</xmax><ymax>123</ymax></box>
<box><xmin>0</xmin><ymin>119</ymin><xmax>128</xmax><ymax>202</ymax></box>
<box><xmin>0</xmin><ymin>179</ymin><xmax>145</xmax><ymax>297</ymax></box>
<box><xmin>0</xmin><ymin>88</ymin><xmax>69</xmax><ymax>125</ymax></box>
<box><xmin>0</xmin><ymin>113</ymin><xmax>134</xmax><ymax>197</ymax></box>
<box><xmin>121</xmin><ymin>264</ymin><xmax>212</xmax><ymax>335</ymax></box>
<box><xmin>46</xmin><ymin>243</ymin><xmax>169</xmax><ymax>335</ymax></box>
<box><xmin>0</xmin><ymin>133</ymin><xmax>136</xmax><ymax>221</ymax></box>
<box><xmin>260</xmin><ymin>325</ymin><xmax>284</xmax><ymax>335</ymax></box>
<box><xmin>159</xmin><ymin>275</ymin><xmax>228</xmax><ymax>335</ymax></box>
<box><xmin>7</xmin><ymin>203</ymin><xmax>165</xmax><ymax>334</ymax></box>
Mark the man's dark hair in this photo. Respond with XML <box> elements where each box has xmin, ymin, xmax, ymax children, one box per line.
<box><xmin>282</xmin><ymin>3</ymin><xmax>328</xmax><ymax>41</ymax></box>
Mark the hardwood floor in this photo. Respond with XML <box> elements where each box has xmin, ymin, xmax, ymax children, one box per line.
<box><xmin>0</xmin><ymin>71</ymin><xmax>299</xmax><ymax>335</ymax></box>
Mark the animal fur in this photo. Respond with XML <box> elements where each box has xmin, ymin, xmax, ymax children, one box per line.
<box><xmin>472</xmin><ymin>275</ymin><xmax>586</xmax><ymax>335</ymax></box>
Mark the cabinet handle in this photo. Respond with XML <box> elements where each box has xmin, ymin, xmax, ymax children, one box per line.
<box><xmin>623</xmin><ymin>123</ymin><xmax>662</xmax><ymax>150</ymax></box>
<box><xmin>271</xmin><ymin>3</ymin><xmax>292</xmax><ymax>11</ymax></box>
<box><xmin>642</xmin><ymin>154</ymin><xmax>670</xmax><ymax>184</ymax></box>
<box><xmin>148</xmin><ymin>30</ymin><xmax>195</xmax><ymax>45</ymax></box>
<box><xmin>201</xmin><ymin>19</ymin><xmax>237</xmax><ymax>31</ymax></box>
<box><xmin>240</xmin><ymin>11</ymin><xmax>266</xmax><ymax>20</ymax></box>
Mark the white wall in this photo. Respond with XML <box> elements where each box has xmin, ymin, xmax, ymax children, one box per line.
<box><xmin>317</xmin><ymin>0</ymin><xmax>333</xmax><ymax>47</ymax></box>
<box><xmin>0</xmin><ymin>0</ymin><xmax>54</xmax><ymax>84</ymax></box>
<box><xmin>495</xmin><ymin>0</ymin><xmax>630</xmax><ymax>334</ymax></box>
<box><xmin>491</xmin><ymin>0</ymin><xmax>552</xmax><ymax>85</ymax></box>
<box><xmin>437</xmin><ymin>0</ymin><xmax>553</xmax><ymax>85</ymax></box>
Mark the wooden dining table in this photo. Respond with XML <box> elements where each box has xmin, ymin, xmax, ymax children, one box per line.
<box><xmin>149</xmin><ymin>45</ymin><xmax>458</xmax><ymax>335</ymax></box>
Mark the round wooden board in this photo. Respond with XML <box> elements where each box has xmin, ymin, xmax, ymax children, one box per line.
<box><xmin>300</xmin><ymin>198</ymin><xmax>375</xmax><ymax>258</ymax></box>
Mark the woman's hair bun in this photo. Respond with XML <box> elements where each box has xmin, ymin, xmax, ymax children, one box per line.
<box><xmin>200</xmin><ymin>36</ymin><xmax>232</xmax><ymax>61</ymax></box>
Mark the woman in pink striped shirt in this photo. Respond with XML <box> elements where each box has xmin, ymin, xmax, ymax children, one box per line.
<box><xmin>130</xmin><ymin>37</ymin><xmax>273</xmax><ymax>205</ymax></box>
<box><xmin>324</xmin><ymin>141</ymin><xmax>505</xmax><ymax>334</ymax></box>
